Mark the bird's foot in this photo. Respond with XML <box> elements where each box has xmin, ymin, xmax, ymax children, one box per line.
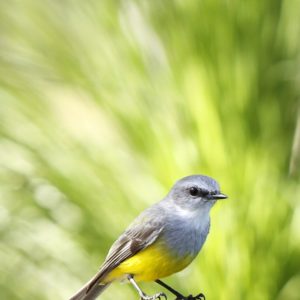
<box><xmin>175</xmin><ymin>293</ymin><xmax>205</xmax><ymax>300</ymax></box>
<box><xmin>140</xmin><ymin>291</ymin><xmax>167</xmax><ymax>300</ymax></box>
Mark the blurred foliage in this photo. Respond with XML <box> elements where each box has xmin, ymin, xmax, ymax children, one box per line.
<box><xmin>1</xmin><ymin>1</ymin><xmax>300</xmax><ymax>300</ymax></box>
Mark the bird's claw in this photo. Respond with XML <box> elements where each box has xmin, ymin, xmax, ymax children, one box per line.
<box><xmin>140</xmin><ymin>292</ymin><xmax>167</xmax><ymax>300</ymax></box>
<box><xmin>175</xmin><ymin>293</ymin><xmax>205</xmax><ymax>300</ymax></box>
<box><xmin>192</xmin><ymin>293</ymin><xmax>205</xmax><ymax>300</ymax></box>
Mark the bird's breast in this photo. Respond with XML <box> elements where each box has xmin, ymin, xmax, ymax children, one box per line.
<box><xmin>162</xmin><ymin>213</ymin><xmax>210</xmax><ymax>258</ymax></box>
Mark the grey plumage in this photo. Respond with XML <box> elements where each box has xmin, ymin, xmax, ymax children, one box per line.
<box><xmin>69</xmin><ymin>175</ymin><xmax>226</xmax><ymax>300</ymax></box>
<box><xmin>69</xmin><ymin>283</ymin><xmax>110</xmax><ymax>300</ymax></box>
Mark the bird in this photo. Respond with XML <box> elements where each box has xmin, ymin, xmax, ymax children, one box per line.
<box><xmin>69</xmin><ymin>174</ymin><xmax>227</xmax><ymax>300</ymax></box>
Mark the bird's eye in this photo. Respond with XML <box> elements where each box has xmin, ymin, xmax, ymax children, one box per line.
<box><xmin>189</xmin><ymin>187</ymin><xmax>199</xmax><ymax>196</ymax></box>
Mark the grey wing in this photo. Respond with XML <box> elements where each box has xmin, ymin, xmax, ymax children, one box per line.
<box><xmin>86</xmin><ymin>209</ymin><xmax>164</xmax><ymax>292</ymax></box>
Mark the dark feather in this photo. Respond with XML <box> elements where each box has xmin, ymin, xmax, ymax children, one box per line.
<box><xmin>86</xmin><ymin>211</ymin><xmax>164</xmax><ymax>293</ymax></box>
<box><xmin>68</xmin><ymin>205</ymin><xmax>165</xmax><ymax>300</ymax></box>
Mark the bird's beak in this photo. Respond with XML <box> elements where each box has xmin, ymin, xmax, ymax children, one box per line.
<box><xmin>211</xmin><ymin>193</ymin><xmax>227</xmax><ymax>200</ymax></box>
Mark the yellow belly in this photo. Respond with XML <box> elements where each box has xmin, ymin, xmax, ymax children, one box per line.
<box><xmin>103</xmin><ymin>242</ymin><xmax>194</xmax><ymax>283</ymax></box>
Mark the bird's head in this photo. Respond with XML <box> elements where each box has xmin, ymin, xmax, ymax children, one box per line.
<box><xmin>168</xmin><ymin>175</ymin><xmax>227</xmax><ymax>212</ymax></box>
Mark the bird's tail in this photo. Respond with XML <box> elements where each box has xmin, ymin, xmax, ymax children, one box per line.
<box><xmin>69</xmin><ymin>273</ymin><xmax>111</xmax><ymax>300</ymax></box>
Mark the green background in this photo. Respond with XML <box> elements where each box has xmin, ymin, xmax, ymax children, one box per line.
<box><xmin>1</xmin><ymin>1</ymin><xmax>300</xmax><ymax>300</ymax></box>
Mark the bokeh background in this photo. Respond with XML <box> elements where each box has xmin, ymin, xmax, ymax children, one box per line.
<box><xmin>1</xmin><ymin>1</ymin><xmax>300</xmax><ymax>300</ymax></box>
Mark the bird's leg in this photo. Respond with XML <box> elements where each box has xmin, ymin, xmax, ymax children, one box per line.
<box><xmin>155</xmin><ymin>279</ymin><xmax>205</xmax><ymax>300</ymax></box>
<box><xmin>128</xmin><ymin>275</ymin><xmax>167</xmax><ymax>300</ymax></box>
<box><xmin>155</xmin><ymin>279</ymin><xmax>184</xmax><ymax>299</ymax></box>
